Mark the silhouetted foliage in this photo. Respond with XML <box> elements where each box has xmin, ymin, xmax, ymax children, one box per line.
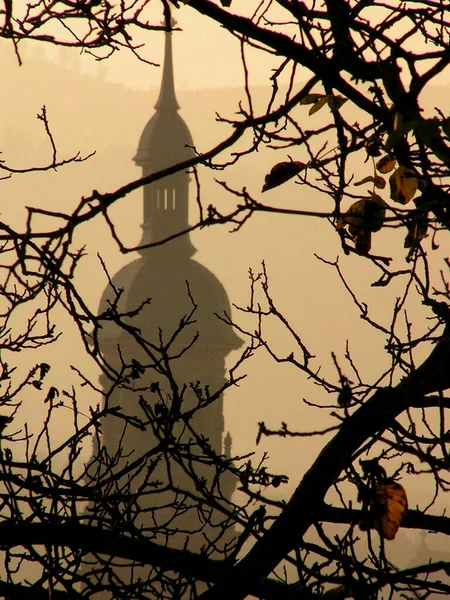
<box><xmin>1</xmin><ymin>2</ymin><xmax>450</xmax><ymax>600</ymax></box>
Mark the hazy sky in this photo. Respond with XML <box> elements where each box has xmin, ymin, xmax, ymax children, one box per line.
<box><xmin>15</xmin><ymin>0</ymin><xmax>450</xmax><ymax>92</ymax></box>
<box><xmin>3</xmin><ymin>2</ymin><xmax>450</xmax><ymax>544</ymax></box>
<box><xmin>15</xmin><ymin>1</ymin><xmax>303</xmax><ymax>91</ymax></box>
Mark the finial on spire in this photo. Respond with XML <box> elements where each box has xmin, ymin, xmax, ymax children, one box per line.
<box><xmin>155</xmin><ymin>15</ymin><xmax>180</xmax><ymax>111</ymax></box>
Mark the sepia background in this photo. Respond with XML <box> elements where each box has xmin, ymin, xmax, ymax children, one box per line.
<box><xmin>1</xmin><ymin>1</ymin><xmax>449</xmax><ymax>572</ymax></box>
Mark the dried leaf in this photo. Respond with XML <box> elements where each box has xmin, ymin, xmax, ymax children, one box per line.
<box><xmin>328</xmin><ymin>95</ymin><xmax>348</xmax><ymax>110</ymax></box>
<box><xmin>354</xmin><ymin>175</ymin><xmax>386</xmax><ymax>189</ymax></box>
<box><xmin>366</xmin><ymin>195</ymin><xmax>388</xmax><ymax>231</ymax></box>
<box><xmin>338</xmin><ymin>195</ymin><xmax>387</xmax><ymax>255</ymax></box>
<box><xmin>366</xmin><ymin>141</ymin><xmax>382</xmax><ymax>157</ymax></box>
<box><xmin>45</xmin><ymin>387</ymin><xmax>60</xmax><ymax>403</ymax></box>
<box><xmin>404</xmin><ymin>211</ymin><xmax>428</xmax><ymax>248</ymax></box>
<box><xmin>309</xmin><ymin>95</ymin><xmax>330</xmax><ymax>115</ymax></box>
<box><xmin>393</xmin><ymin>112</ymin><xmax>402</xmax><ymax>131</ymax></box>
<box><xmin>354</xmin><ymin>176</ymin><xmax>374</xmax><ymax>187</ymax></box>
<box><xmin>374</xmin><ymin>176</ymin><xmax>386</xmax><ymax>189</ymax></box>
<box><xmin>39</xmin><ymin>362</ymin><xmax>51</xmax><ymax>380</ymax></box>
<box><xmin>386</xmin><ymin>119</ymin><xmax>421</xmax><ymax>150</ymax></box>
<box><xmin>417</xmin><ymin>119</ymin><xmax>440</xmax><ymax>147</ymax></box>
<box><xmin>302</xmin><ymin>93</ymin><xmax>347</xmax><ymax>115</ymax></box>
<box><xmin>262</xmin><ymin>161</ymin><xmax>305</xmax><ymax>192</ymax></box>
<box><xmin>352</xmin><ymin>228</ymin><xmax>372</xmax><ymax>255</ymax></box>
<box><xmin>389</xmin><ymin>166</ymin><xmax>418</xmax><ymax>204</ymax></box>
<box><xmin>340</xmin><ymin>195</ymin><xmax>387</xmax><ymax>234</ymax></box>
<box><xmin>376</xmin><ymin>155</ymin><xmax>397</xmax><ymax>174</ymax></box>
<box><xmin>337</xmin><ymin>200</ymin><xmax>365</xmax><ymax>231</ymax></box>
<box><xmin>300</xmin><ymin>93</ymin><xmax>325</xmax><ymax>105</ymax></box>
<box><xmin>375</xmin><ymin>482</ymin><xmax>408</xmax><ymax>540</ymax></box>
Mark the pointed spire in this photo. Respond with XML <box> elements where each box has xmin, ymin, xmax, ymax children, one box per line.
<box><xmin>133</xmin><ymin>14</ymin><xmax>196</xmax><ymax>257</ymax></box>
<box><xmin>155</xmin><ymin>19</ymin><xmax>180</xmax><ymax>112</ymax></box>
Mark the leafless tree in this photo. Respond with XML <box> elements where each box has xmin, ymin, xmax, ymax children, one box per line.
<box><xmin>1</xmin><ymin>1</ymin><xmax>450</xmax><ymax>599</ymax></box>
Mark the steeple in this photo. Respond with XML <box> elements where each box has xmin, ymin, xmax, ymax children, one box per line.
<box><xmin>86</xmin><ymin>25</ymin><xmax>244</xmax><ymax>582</ymax></box>
<box><xmin>133</xmin><ymin>25</ymin><xmax>195</xmax><ymax>256</ymax></box>
<box><xmin>154</xmin><ymin>21</ymin><xmax>180</xmax><ymax>112</ymax></box>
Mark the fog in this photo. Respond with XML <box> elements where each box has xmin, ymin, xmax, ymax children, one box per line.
<box><xmin>1</xmin><ymin>17</ymin><xmax>450</xmax><ymax>580</ymax></box>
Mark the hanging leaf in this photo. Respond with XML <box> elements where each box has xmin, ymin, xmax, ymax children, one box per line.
<box><xmin>328</xmin><ymin>95</ymin><xmax>348</xmax><ymax>111</ymax></box>
<box><xmin>338</xmin><ymin>195</ymin><xmax>387</xmax><ymax>233</ymax></box>
<box><xmin>351</xmin><ymin>228</ymin><xmax>372</xmax><ymax>255</ymax></box>
<box><xmin>374</xmin><ymin>176</ymin><xmax>386</xmax><ymax>189</ymax></box>
<box><xmin>386</xmin><ymin>119</ymin><xmax>422</xmax><ymax>150</ymax></box>
<box><xmin>354</xmin><ymin>175</ymin><xmax>386</xmax><ymax>189</ymax></box>
<box><xmin>337</xmin><ymin>195</ymin><xmax>387</xmax><ymax>255</ymax></box>
<box><xmin>366</xmin><ymin>141</ymin><xmax>382</xmax><ymax>157</ymax></box>
<box><xmin>308</xmin><ymin>94</ymin><xmax>348</xmax><ymax>115</ymax></box>
<box><xmin>354</xmin><ymin>176</ymin><xmax>373</xmax><ymax>187</ymax></box>
<box><xmin>300</xmin><ymin>93</ymin><xmax>325</xmax><ymax>105</ymax></box>
<box><xmin>392</xmin><ymin>112</ymin><xmax>402</xmax><ymax>131</ymax></box>
<box><xmin>262</xmin><ymin>161</ymin><xmax>305</xmax><ymax>192</ymax></box>
<box><xmin>45</xmin><ymin>387</ymin><xmax>59</xmax><ymax>403</ymax></box>
<box><xmin>366</xmin><ymin>194</ymin><xmax>388</xmax><ymax>231</ymax></box>
<box><xmin>404</xmin><ymin>210</ymin><xmax>429</xmax><ymax>248</ymax></box>
<box><xmin>39</xmin><ymin>362</ymin><xmax>51</xmax><ymax>380</ymax></box>
<box><xmin>417</xmin><ymin>118</ymin><xmax>441</xmax><ymax>147</ymax></box>
<box><xmin>376</xmin><ymin>155</ymin><xmax>397</xmax><ymax>174</ymax></box>
<box><xmin>389</xmin><ymin>166</ymin><xmax>418</xmax><ymax>204</ymax></box>
<box><xmin>301</xmin><ymin>93</ymin><xmax>347</xmax><ymax>115</ymax></box>
<box><xmin>375</xmin><ymin>482</ymin><xmax>408</xmax><ymax>540</ymax></box>
<box><xmin>309</xmin><ymin>95</ymin><xmax>330</xmax><ymax>115</ymax></box>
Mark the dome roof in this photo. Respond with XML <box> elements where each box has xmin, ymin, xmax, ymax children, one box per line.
<box><xmin>133</xmin><ymin>110</ymin><xmax>194</xmax><ymax>171</ymax></box>
<box><xmin>97</xmin><ymin>255</ymin><xmax>242</xmax><ymax>355</ymax></box>
<box><xmin>98</xmin><ymin>31</ymin><xmax>242</xmax><ymax>361</ymax></box>
<box><xmin>133</xmin><ymin>30</ymin><xmax>194</xmax><ymax>171</ymax></box>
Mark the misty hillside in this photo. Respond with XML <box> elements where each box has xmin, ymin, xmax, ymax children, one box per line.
<box><xmin>2</xmin><ymin>45</ymin><xmax>447</xmax><ymax>202</ymax></box>
<box><xmin>1</xmin><ymin>46</ymin><xmax>247</xmax><ymax>165</ymax></box>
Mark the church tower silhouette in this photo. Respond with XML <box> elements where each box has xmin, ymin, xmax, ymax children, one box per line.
<box><xmin>92</xmin><ymin>24</ymin><xmax>242</xmax><ymax>563</ymax></box>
